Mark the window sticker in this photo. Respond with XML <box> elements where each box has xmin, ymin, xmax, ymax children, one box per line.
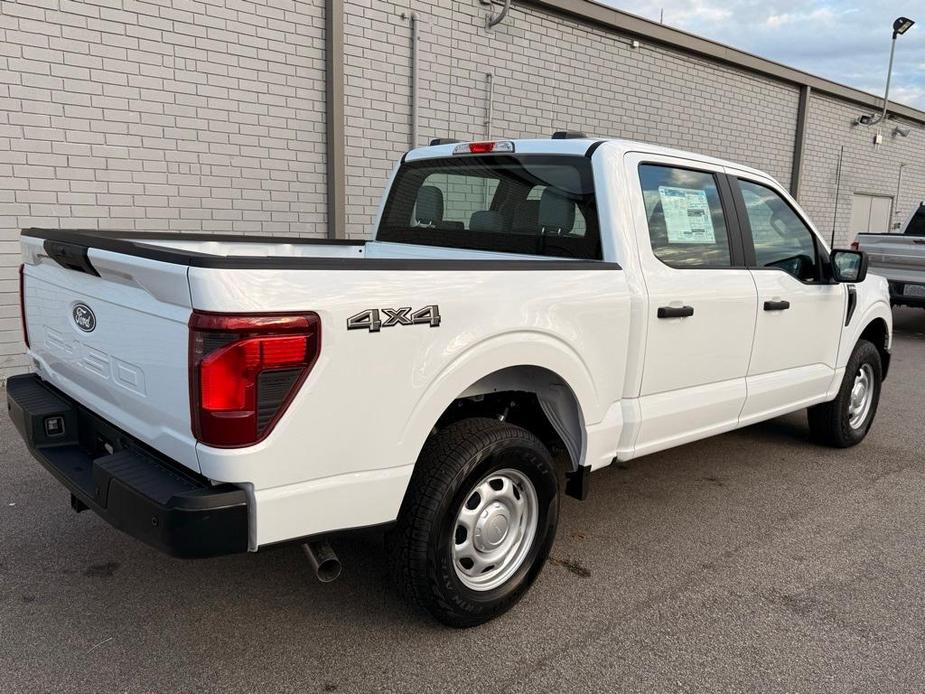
<box><xmin>657</xmin><ymin>186</ymin><xmax>716</xmax><ymax>244</ymax></box>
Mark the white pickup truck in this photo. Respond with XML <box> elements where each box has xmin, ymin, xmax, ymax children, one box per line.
<box><xmin>9</xmin><ymin>136</ymin><xmax>892</xmax><ymax>627</ymax></box>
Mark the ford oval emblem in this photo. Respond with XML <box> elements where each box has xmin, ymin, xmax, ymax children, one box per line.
<box><xmin>73</xmin><ymin>303</ymin><xmax>96</xmax><ymax>333</ymax></box>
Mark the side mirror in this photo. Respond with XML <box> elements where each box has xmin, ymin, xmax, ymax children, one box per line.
<box><xmin>830</xmin><ymin>249</ymin><xmax>869</xmax><ymax>283</ymax></box>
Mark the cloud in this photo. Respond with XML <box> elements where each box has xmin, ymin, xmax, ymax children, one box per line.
<box><xmin>596</xmin><ymin>0</ymin><xmax>925</xmax><ymax>109</ymax></box>
<box><xmin>765</xmin><ymin>14</ymin><xmax>793</xmax><ymax>28</ymax></box>
<box><xmin>766</xmin><ymin>8</ymin><xmax>834</xmax><ymax>29</ymax></box>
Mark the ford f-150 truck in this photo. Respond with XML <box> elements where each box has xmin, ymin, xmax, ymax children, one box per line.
<box><xmin>856</xmin><ymin>201</ymin><xmax>925</xmax><ymax>308</ymax></box>
<box><xmin>8</xmin><ymin>136</ymin><xmax>892</xmax><ymax>627</ymax></box>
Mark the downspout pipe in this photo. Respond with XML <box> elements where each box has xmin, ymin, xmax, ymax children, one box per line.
<box><xmin>325</xmin><ymin>0</ymin><xmax>345</xmax><ymax>239</ymax></box>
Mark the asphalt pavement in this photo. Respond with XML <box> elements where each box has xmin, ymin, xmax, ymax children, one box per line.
<box><xmin>1</xmin><ymin>308</ymin><xmax>923</xmax><ymax>693</ymax></box>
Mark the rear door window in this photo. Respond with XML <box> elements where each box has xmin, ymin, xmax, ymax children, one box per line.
<box><xmin>638</xmin><ymin>164</ymin><xmax>734</xmax><ymax>268</ymax></box>
<box><xmin>378</xmin><ymin>154</ymin><xmax>602</xmax><ymax>259</ymax></box>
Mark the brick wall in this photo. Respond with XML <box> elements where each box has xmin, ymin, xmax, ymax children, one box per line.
<box><xmin>0</xmin><ymin>0</ymin><xmax>327</xmax><ymax>379</ymax></box>
<box><xmin>3</xmin><ymin>0</ymin><xmax>925</xmax><ymax>380</ymax></box>
<box><xmin>800</xmin><ymin>93</ymin><xmax>925</xmax><ymax>247</ymax></box>
<box><xmin>342</xmin><ymin>0</ymin><xmax>800</xmax><ymax>236</ymax></box>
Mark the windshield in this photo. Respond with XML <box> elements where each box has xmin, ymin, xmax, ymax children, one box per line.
<box><xmin>377</xmin><ymin>154</ymin><xmax>602</xmax><ymax>259</ymax></box>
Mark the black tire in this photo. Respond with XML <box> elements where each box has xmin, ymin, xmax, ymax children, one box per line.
<box><xmin>808</xmin><ymin>339</ymin><xmax>882</xmax><ymax>447</ymax></box>
<box><xmin>386</xmin><ymin>418</ymin><xmax>559</xmax><ymax>628</ymax></box>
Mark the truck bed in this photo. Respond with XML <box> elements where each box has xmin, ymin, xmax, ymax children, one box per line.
<box><xmin>20</xmin><ymin>227</ymin><xmax>627</xmax><ymax>546</ymax></box>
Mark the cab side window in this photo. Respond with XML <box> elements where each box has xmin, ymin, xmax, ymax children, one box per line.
<box><xmin>738</xmin><ymin>180</ymin><xmax>819</xmax><ymax>282</ymax></box>
<box><xmin>639</xmin><ymin>165</ymin><xmax>733</xmax><ymax>268</ymax></box>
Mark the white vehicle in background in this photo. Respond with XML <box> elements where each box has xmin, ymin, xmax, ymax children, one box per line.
<box><xmin>855</xmin><ymin>201</ymin><xmax>925</xmax><ymax>308</ymax></box>
<box><xmin>9</xmin><ymin>134</ymin><xmax>891</xmax><ymax>627</ymax></box>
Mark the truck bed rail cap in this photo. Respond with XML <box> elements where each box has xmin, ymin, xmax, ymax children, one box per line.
<box><xmin>22</xmin><ymin>229</ymin><xmax>622</xmax><ymax>271</ymax></box>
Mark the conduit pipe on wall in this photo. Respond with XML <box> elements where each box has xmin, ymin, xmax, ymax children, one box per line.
<box><xmin>831</xmin><ymin>145</ymin><xmax>845</xmax><ymax>246</ymax></box>
<box><xmin>402</xmin><ymin>11</ymin><xmax>419</xmax><ymax>149</ymax></box>
<box><xmin>485</xmin><ymin>71</ymin><xmax>494</xmax><ymax>139</ymax></box>
<box><xmin>894</xmin><ymin>163</ymin><xmax>907</xmax><ymax>228</ymax></box>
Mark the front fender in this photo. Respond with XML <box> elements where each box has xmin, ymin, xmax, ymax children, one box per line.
<box><xmin>838</xmin><ymin>286</ymin><xmax>892</xmax><ymax>370</ymax></box>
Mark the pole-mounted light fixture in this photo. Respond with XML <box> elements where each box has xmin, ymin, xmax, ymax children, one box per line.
<box><xmin>893</xmin><ymin>16</ymin><xmax>915</xmax><ymax>36</ymax></box>
<box><xmin>856</xmin><ymin>16</ymin><xmax>915</xmax><ymax>127</ymax></box>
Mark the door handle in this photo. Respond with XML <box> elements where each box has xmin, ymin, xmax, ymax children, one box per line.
<box><xmin>763</xmin><ymin>300</ymin><xmax>791</xmax><ymax>311</ymax></box>
<box><xmin>913</xmin><ymin>239</ymin><xmax>925</xmax><ymax>245</ymax></box>
<box><xmin>657</xmin><ymin>305</ymin><xmax>694</xmax><ymax>319</ymax></box>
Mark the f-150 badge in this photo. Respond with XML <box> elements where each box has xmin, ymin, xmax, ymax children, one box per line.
<box><xmin>347</xmin><ymin>305</ymin><xmax>441</xmax><ymax>333</ymax></box>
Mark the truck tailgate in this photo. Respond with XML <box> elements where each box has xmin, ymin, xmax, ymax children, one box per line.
<box><xmin>20</xmin><ymin>236</ymin><xmax>199</xmax><ymax>472</ymax></box>
<box><xmin>861</xmin><ymin>234</ymin><xmax>925</xmax><ymax>285</ymax></box>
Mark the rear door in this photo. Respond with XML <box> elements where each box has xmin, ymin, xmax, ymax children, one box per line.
<box><xmin>625</xmin><ymin>153</ymin><xmax>757</xmax><ymax>457</ymax></box>
<box><xmin>20</xmin><ymin>236</ymin><xmax>197</xmax><ymax>471</ymax></box>
<box><xmin>727</xmin><ymin>173</ymin><xmax>845</xmax><ymax>425</ymax></box>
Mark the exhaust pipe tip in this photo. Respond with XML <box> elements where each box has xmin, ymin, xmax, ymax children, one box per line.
<box><xmin>302</xmin><ymin>539</ymin><xmax>342</xmax><ymax>583</ymax></box>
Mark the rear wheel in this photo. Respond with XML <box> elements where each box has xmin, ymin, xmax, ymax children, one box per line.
<box><xmin>386</xmin><ymin>418</ymin><xmax>559</xmax><ymax>628</ymax></box>
<box><xmin>808</xmin><ymin>339</ymin><xmax>882</xmax><ymax>447</ymax></box>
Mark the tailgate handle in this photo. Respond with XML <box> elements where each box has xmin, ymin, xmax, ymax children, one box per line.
<box><xmin>43</xmin><ymin>240</ymin><xmax>100</xmax><ymax>276</ymax></box>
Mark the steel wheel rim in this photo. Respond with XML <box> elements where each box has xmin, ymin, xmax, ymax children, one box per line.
<box><xmin>451</xmin><ymin>468</ymin><xmax>539</xmax><ymax>592</ymax></box>
<box><xmin>848</xmin><ymin>363</ymin><xmax>874</xmax><ymax>430</ymax></box>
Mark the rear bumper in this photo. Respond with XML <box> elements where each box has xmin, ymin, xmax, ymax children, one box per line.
<box><xmin>888</xmin><ymin>281</ymin><xmax>925</xmax><ymax>307</ymax></box>
<box><xmin>6</xmin><ymin>374</ymin><xmax>248</xmax><ymax>558</ymax></box>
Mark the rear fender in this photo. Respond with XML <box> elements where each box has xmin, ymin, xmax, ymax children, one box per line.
<box><xmin>399</xmin><ymin>331</ymin><xmax>604</xmax><ymax>474</ymax></box>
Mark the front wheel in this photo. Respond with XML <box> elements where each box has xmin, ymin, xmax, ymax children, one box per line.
<box><xmin>808</xmin><ymin>339</ymin><xmax>882</xmax><ymax>447</ymax></box>
<box><xmin>386</xmin><ymin>418</ymin><xmax>559</xmax><ymax>628</ymax></box>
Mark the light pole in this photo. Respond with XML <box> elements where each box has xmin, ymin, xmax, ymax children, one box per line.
<box><xmin>856</xmin><ymin>16</ymin><xmax>915</xmax><ymax>128</ymax></box>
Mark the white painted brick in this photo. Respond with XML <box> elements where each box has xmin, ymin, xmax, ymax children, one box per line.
<box><xmin>2</xmin><ymin>0</ymin><xmax>923</xmax><ymax>373</ymax></box>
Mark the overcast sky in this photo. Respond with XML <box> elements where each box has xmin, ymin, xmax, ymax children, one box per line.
<box><xmin>601</xmin><ymin>1</ymin><xmax>925</xmax><ymax>109</ymax></box>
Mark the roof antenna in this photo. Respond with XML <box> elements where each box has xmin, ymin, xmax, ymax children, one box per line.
<box><xmin>660</xmin><ymin>8</ymin><xmax>664</xmax><ymax>24</ymax></box>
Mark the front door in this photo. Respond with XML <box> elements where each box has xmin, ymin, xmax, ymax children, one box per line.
<box><xmin>626</xmin><ymin>154</ymin><xmax>757</xmax><ymax>457</ymax></box>
<box><xmin>729</xmin><ymin>173</ymin><xmax>845</xmax><ymax>424</ymax></box>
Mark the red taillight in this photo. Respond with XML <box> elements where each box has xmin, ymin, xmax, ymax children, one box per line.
<box><xmin>19</xmin><ymin>264</ymin><xmax>30</xmax><ymax>349</ymax></box>
<box><xmin>850</xmin><ymin>240</ymin><xmax>860</xmax><ymax>250</ymax></box>
<box><xmin>189</xmin><ymin>311</ymin><xmax>321</xmax><ymax>448</ymax></box>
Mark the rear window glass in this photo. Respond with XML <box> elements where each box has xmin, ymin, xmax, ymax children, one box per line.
<box><xmin>377</xmin><ymin>154</ymin><xmax>601</xmax><ymax>259</ymax></box>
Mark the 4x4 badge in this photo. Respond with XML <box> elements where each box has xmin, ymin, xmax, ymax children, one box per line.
<box><xmin>347</xmin><ymin>305</ymin><xmax>441</xmax><ymax>333</ymax></box>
